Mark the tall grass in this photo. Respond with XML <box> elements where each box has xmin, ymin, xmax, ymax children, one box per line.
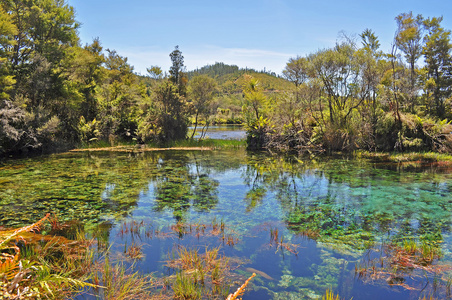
<box><xmin>166</xmin><ymin>245</ymin><xmax>237</xmax><ymax>299</ymax></box>
<box><xmin>1</xmin><ymin>216</ymin><xmax>254</xmax><ymax>299</ymax></box>
<box><xmin>91</xmin><ymin>256</ymin><xmax>156</xmax><ymax>300</ymax></box>
<box><xmin>0</xmin><ymin>214</ymin><xmax>100</xmax><ymax>299</ymax></box>
<box><xmin>321</xmin><ymin>289</ymin><xmax>351</xmax><ymax>300</ymax></box>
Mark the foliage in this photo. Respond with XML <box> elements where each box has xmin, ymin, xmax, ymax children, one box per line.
<box><xmin>0</xmin><ymin>214</ymin><xmax>100</xmax><ymax>299</ymax></box>
<box><xmin>146</xmin><ymin>65</ymin><xmax>163</xmax><ymax>80</ymax></box>
<box><xmin>0</xmin><ymin>6</ymin><xmax>16</xmax><ymax>100</ymax></box>
<box><xmin>167</xmin><ymin>246</ymin><xmax>234</xmax><ymax>299</ymax></box>
<box><xmin>169</xmin><ymin>45</ymin><xmax>188</xmax><ymax>95</ymax></box>
<box><xmin>1</xmin><ymin>2</ymin><xmax>452</xmax><ymax>157</ymax></box>
<box><xmin>282</xmin><ymin>56</ymin><xmax>310</xmax><ymax>88</ymax></box>
<box><xmin>153</xmin><ymin>80</ymin><xmax>188</xmax><ymax>142</ymax></box>
<box><xmin>241</xmin><ymin>75</ymin><xmax>268</xmax><ymax>127</ymax></box>
<box><xmin>188</xmin><ymin>74</ymin><xmax>218</xmax><ymax>139</ymax></box>
<box><xmin>422</xmin><ymin>16</ymin><xmax>452</xmax><ymax>119</ymax></box>
<box><xmin>78</xmin><ymin>116</ymin><xmax>100</xmax><ymax>144</ymax></box>
<box><xmin>321</xmin><ymin>289</ymin><xmax>349</xmax><ymax>300</ymax></box>
<box><xmin>248</xmin><ymin>13</ymin><xmax>452</xmax><ymax>154</ymax></box>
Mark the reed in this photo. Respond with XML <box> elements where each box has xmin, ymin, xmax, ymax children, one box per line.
<box><xmin>321</xmin><ymin>288</ymin><xmax>351</xmax><ymax>300</ymax></box>
<box><xmin>173</xmin><ymin>271</ymin><xmax>202</xmax><ymax>300</ymax></box>
<box><xmin>269</xmin><ymin>227</ymin><xmax>299</xmax><ymax>256</ymax></box>
<box><xmin>0</xmin><ymin>214</ymin><xmax>101</xmax><ymax>299</ymax></box>
<box><xmin>93</xmin><ymin>256</ymin><xmax>155</xmax><ymax>300</ymax></box>
<box><xmin>165</xmin><ymin>245</ymin><xmax>240</xmax><ymax>299</ymax></box>
<box><xmin>124</xmin><ymin>242</ymin><xmax>144</xmax><ymax>260</ymax></box>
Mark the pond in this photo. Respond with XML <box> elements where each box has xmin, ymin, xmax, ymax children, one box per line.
<box><xmin>0</xmin><ymin>149</ymin><xmax>451</xmax><ymax>299</ymax></box>
<box><xmin>189</xmin><ymin>124</ymin><xmax>246</xmax><ymax>140</ymax></box>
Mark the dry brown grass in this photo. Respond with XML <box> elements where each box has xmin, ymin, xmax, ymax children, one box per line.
<box><xmin>226</xmin><ymin>272</ymin><xmax>255</xmax><ymax>300</ymax></box>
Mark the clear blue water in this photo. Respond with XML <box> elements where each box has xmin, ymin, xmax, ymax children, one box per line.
<box><xmin>189</xmin><ymin>124</ymin><xmax>246</xmax><ymax>140</ymax></box>
<box><xmin>0</xmin><ymin>150</ymin><xmax>451</xmax><ymax>299</ymax></box>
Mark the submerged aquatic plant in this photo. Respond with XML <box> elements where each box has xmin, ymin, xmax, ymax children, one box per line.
<box><xmin>389</xmin><ymin>240</ymin><xmax>442</xmax><ymax>272</ymax></box>
<box><xmin>355</xmin><ymin>240</ymin><xmax>450</xmax><ymax>297</ymax></box>
<box><xmin>90</xmin><ymin>256</ymin><xmax>156</xmax><ymax>300</ymax></box>
<box><xmin>269</xmin><ymin>227</ymin><xmax>299</xmax><ymax>256</ymax></box>
<box><xmin>166</xmin><ymin>245</ymin><xmax>243</xmax><ymax>299</ymax></box>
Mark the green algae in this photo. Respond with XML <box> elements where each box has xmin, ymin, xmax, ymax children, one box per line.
<box><xmin>1</xmin><ymin>150</ymin><xmax>451</xmax><ymax>299</ymax></box>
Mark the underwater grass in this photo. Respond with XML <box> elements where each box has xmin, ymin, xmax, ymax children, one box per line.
<box><xmin>354</xmin><ymin>239</ymin><xmax>450</xmax><ymax>297</ymax></box>
<box><xmin>0</xmin><ymin>216</ymin><xmax>164</xmax><ymax>299</ymax></box>
<box><xmin>3</xmin><ymin>151</ymin><xmax>452</xmax><ymax>299</ymax></box>
<box><xmin>356</xmin><ymin>150</ymin><xmax>452</xmax><ymax>164</ymax></box>
<box><xmin>113</xmin><ymin>219</ymin><xmax>248</xmax><ymax>299</ymax></box>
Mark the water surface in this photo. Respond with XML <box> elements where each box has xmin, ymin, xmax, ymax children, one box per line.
<box><xmin>0</xmin><ymin>150</ymin><xmax>451</xmax><ymax>299</ymax></box>
<box><xmin>189</xmin><ymin>124</ymin><xmax>246</xmax><ymax>140</ymax></box>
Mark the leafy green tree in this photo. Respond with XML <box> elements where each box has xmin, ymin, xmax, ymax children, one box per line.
<box><xmin>283</xmin><ymin>56</ymin><xmax>311</xmax><ymax>107</ymax></box>
<box><xmin>146</xmin><ymin>65</ymin><xmax>163</xmax><ymax>80</ymax></box>
<box><xmin>2</xmin><ymin>0</ymin><xmax>79</xmax><ymax>101</ymax></box>
<box><xmin>169</xmin><ymin>45</ymin><xmax>187</xmax><ymax>94</ymax></box>
<box><xmin>283</xmin><ymin>56</ymin><xmax>310</xmax><ymax>89</ymax></box>
<box><xmin>187</xmin><ymin>74</ymin><xmax>217</xmax><ymax>139</ymax></box>
<box><xmin>395</xmin><ymin>12</ymin><xmax>424</xmax><ymax>111</ymax></box>
<box><xmin>0</xmin><ymin>6</ymin><xmax>16</xmax><ymax>100</ymax></box>
<box><xmin>0</xmin><ymin>0</ymin><xmax>80</xmax><ymax>152</ymax></box>
<box><xmin>360</xmin><ymin>28</ymin><xmax>381</xmax><ymax>53</ymax></box>
<box><xmin>241</xmin><ymin>75</ymin><xmax>270</xmax><ymax>150</ymax></box>
<box><xmin>73</xmin><ymin>38</ymin><xmax>105</xmax><ymax>121</ymax></box>
<box><xmin>152</xmin><ymin>81</ymin><xmax>188</xmax><ymax>142</ymax></box>
<box><xmin>422</xmin><ymin>17</ymin><xmax>452</xmax><ymax>118</ymax></box>
<box><xmin>356</xmin><ymin>29</ymin><xmax>390</xmax><ymax>149</ymax></box>
<box><xmin>97</xmin><ymin>49</ymin><xmax>140</xmax><ymax>141</ymax></box>
<box><xmin>310</xmin><ymin>42</ymin><xmax>366</xmax><ymax>128</ymax></box>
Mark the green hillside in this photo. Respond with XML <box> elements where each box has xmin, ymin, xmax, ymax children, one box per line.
<box><xmin>188</xmin><ymin>62</ymin><xmax>292</xmax><ymax>94</ymax></box>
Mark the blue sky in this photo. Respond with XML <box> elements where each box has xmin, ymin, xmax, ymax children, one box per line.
<box><xmin>66</xmin><ymin>0</ymin><xmax>452</xmax><ymax>75</ymax></box>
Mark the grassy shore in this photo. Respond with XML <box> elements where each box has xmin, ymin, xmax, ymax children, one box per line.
<box><xmin>75</xmin><ymin>138</ymin><xmax>246</xmax><ymax>152</ymax></box>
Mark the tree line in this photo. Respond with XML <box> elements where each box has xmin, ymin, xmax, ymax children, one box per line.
<box><xmin>1</xmin><ymin>2</ymin><xmax>451</xmax><ymax>156</ymax></box>
<box><xmin>0</xmin><ymin>1</ymin><xmax>215</xmax><ymax>156</ymax></box>
<box><xmin>246</xmin><ymin>12</ymin><xmax>452</xmax><ymax>153</ymax></box>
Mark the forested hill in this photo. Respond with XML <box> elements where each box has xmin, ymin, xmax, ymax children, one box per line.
<box><xmin>187</xmin><ymin>62</ymin><xmax>292</xmax><ymax>93</ymax></box>
<box><xmin>188</xmin><ymin>62</ymin><xmax>240</xmax><ymax>78</ymax></box>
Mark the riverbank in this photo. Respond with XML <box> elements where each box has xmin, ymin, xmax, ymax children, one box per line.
<box><xmin>74</xmin><ymin>138</ymin><xmax>246</xmax><ymax>152</ymax></box>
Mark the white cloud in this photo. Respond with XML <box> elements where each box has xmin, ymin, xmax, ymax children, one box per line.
<box><xmin>119</xmin><ymin>45</ymin><xmax>293</xmax><ymax>76</ymax></box>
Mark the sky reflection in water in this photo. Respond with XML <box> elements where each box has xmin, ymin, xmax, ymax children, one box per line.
<box><xmin>0</xmin><ymin>150</ymin><xmax>451</xmax><ymax>299</ymax></box>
